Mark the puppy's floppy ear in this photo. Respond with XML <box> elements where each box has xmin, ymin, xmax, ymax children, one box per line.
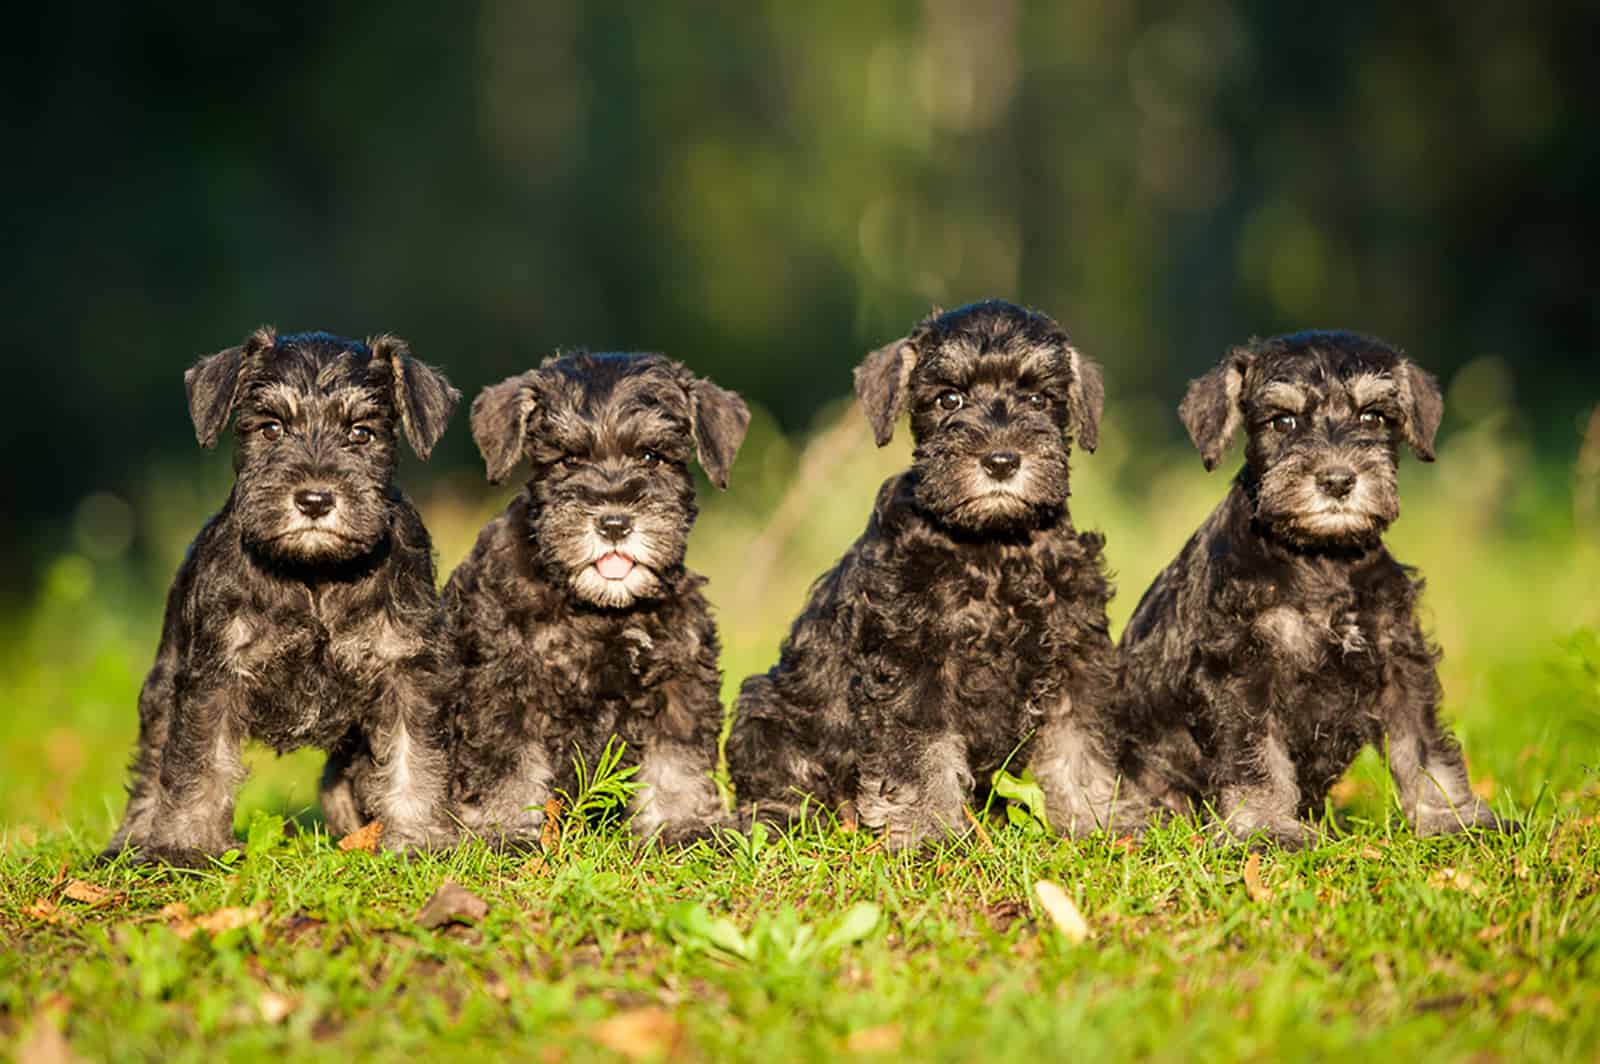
<box><xmin>1179</xmin><ymin>349</ymin><xmax>1249</xmax><ymax>472</ymax></box>
<box><xmin>369</xmin><ymin>335</ymin><xmax>461</xmax><ymax>461</ymax></box>
<box><xmin>854</xmin><ymin>336</ymin><xmax>916</xmax><ymax>447</ymax></box>
<box><xmin>1395</xmin><ymin>360</ymin><xmax>1443</xmax><ymax>462</ymax></box>
<box><xmin>185</xmin><ymin>326</ymin><xmax>274</xmax><ymax>448</ymax></box>
<box><xmin>1064</xmin><ymin>346</ymin><xmax>1105</xmax><ymax>453</ymax></box>
<box><xmin>470</xmin><ymin>372</ymin><xmax>540</xmax><ymax>484</ymax></box>
<box><xmin>688</xmin><ymin>377</ymin><xmax>751</xmax><ymax>489</ymax></box>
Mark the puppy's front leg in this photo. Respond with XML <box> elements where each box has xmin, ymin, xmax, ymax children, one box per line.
<box><xmin>365</xmin><ymin>675</ymin><xmax>455</xmax><ymax>850</ymax></box>
<box><xmin>1213</xmin><ymin>718</ymin><xmax>1316</xmax><ymax>850</ymax></box>
<box><xmin>143</xmin><ymin>682</ymin><xmax>247</xmax><ymax>862</ymax></box>
<box><xmin>1030</xmin><ymin>710</ymin><xmax>1141</xmax><ymax>837</ymax></box>
<box><xmin>857</xmin><ymin>733</ymin><xmax>974</xmax><ymax>851</ymax></box>
<box><xmin>104</xmin><ymin>634</ymin><xmax>181</xmax><ymax>858</ymax></box>
<box><xmin>1379</xmin><ymin>657</ymin><xmax>1505</xmax><ymax>836</ymax></box>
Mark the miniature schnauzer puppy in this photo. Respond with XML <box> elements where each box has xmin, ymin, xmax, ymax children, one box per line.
<box><xmin>728</xmin><ymin>300</ymin><xmax>1157</xmax><ymax>850</ymax></box>
<box><xmin>446</xmin><ymin>352</ymin><xmax>749</xmax><ymax>846</ymax></box>
<box><xmin>1118</xmin><ymin>330</ymin><xmax>1508</xmax><ymax>848</ymax></box>
<box><xmin>105</xmin><ymin>329</ymin><xmax>462</xmax><ymax>864</ymax></box>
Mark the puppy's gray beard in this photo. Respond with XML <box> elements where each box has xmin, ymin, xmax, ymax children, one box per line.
<box><xmin>252</xmin><ymin>520</ymin><xmax>374</xmax><ymax>564</ymax></box>
<box><xmin>1258</xmin><ymin>473</ymin><xmax>1396</xmax><ymax>547</ymax></box>
<box><xmin>943</xmin><ymin>467</ymin><xmax>1063</xmax><ymax>530</ymax></box>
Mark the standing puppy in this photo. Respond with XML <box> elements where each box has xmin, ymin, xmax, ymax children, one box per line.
<box><xmin>1119</xmin><ymin>330</ymin><xmax>1508</xmax><ymax>848</ymax></box>
<box><xmin>729</xmin><ymin>301</ymin><xmax>1155</xmax><ymax>849</ymax></box>
<box><xmin>447</xmin><ymin>352</ymin><xmax>749</xmax><ymax>846</ymax></box>
<box><xmin>106</xmin><ymin>329</ymin><xmax>461</xmax><ymax>864</ymax></box>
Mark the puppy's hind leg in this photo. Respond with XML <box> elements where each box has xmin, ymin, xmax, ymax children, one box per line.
<box><xmin>726</xmin><ymin>675</ymin><xmax>838</xmax><ymax>829</ymax></box>
<box><xmin>318</xmin><ymin>728</ymin><xmax>369</xmax><ymax>839</ymax></box>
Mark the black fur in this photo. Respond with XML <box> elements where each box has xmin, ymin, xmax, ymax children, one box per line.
<box><xmin>446</xmin><ymin>352</ymin><xmax>749</xmax><ymax>846</ymax></box>
<box><xmin>728</xmin><ymin>300</ymin><xmax>1160</xmax><ymax>849</ymax></box>
<box><xmin>1119</xmin><ymin>330</ymin><xmax>1509</xmax><ymax>848</ymax></box>
<box><xmin>106</xmin><ymin>329</ymin><xmax>462</xmax><ymax>864</ymax></box>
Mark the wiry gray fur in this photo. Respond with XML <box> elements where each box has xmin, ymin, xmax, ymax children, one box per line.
<box><xmin>445</xmin><ymin>352</ymin><xmax>749</xmax><ymax>847</ymax></box>
<box><xmin>727</xmin><ymin>301</ymin><xmax>1162</xmax><ymax>850</ymax></box>
<box><xmin>1117</xmin><ymin>330</ymin><xmax>1510</xmax><ymax>848</ymax></box>
<box><xmin>105</xmin><ymin>329</ymin><xmax>462</xmax><ymax>864</ymax></box>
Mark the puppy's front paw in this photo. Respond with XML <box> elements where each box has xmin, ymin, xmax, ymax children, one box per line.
<box><xmin>1414</xmin><ymin>800</ymin><xmax>1516</xmax><ymax>838</ymax></box>
<box><xmin>1214</xmin><ymin>817</ymin><xmax>1318</xmax><ymax>851</ymax></box>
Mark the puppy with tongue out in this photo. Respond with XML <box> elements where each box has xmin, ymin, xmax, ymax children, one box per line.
<box><xmin>444</xmin><ymin>352</ymin><xmax>749</xmax><ymax>847</ymax></box>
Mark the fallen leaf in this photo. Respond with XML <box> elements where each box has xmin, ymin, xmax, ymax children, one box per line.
<box><xmin>1243</xmin><ymin>852</ymin><xmax>1274</xmax><ymax>903</ymax></box>
<box><xmin>1474</xmin><ymin>924</ymin><xmax>1505</xmax><ymax>941</ymax></box>
<box><xmin>1359</xmin><ymin>844</ymin><xmax>1384</xmax><ymax>860</ymax></box>
<box><xmin>962</xmin><ymin>806</ymin><xmax>994</xmax><ymax>851</ymax></box>
<box><xmin>257</xmin><ymin>991</ymin><xmax>296</xmax><ymax>1024</ymax></box>
<box><xmin>415</xmin><ymin>880</ymin><xmax>489</xmax><ymax>929</ymax></box>
<box><xmin>845</xmin><ymin>1022</ymin><xmax>902</xmax><ymax>1053</ymax></box>
<box><xmin>1472</xmin><ymin>776</ymin><xmax>1497</xmax><ymax>800</ymax></box>
<box><xmin>1427</xmin><ymin>867</ymin><xmax>1484</xmax><ymax>897</ymax></box>
<box><xmin>337</xmin><ymin>820</ymin><xmax>384</xmax><ymax>853</ymax></box>
<box><xmin>540</xmin><ymin>798</ymin><xmax>563</xmax><ymax>854</ymax></box>
<box><xmin>1110</xmin><ymin>835</ymin><xmax>1137</xmax><ymax>853</ymax></box>
<box><xmin>1034</xmin><ymin>880</ymin><xmax>1090</xmax><ymax>943</ymax></box>
<box><xmin>15</xmin><ymin>994</ymin><xmax>80</xmax><ymax>1064</ymax></box>
<box><xmin>520</xmin><ymin>856</ymin><xmax>550</xmax><ymax>877</ymax></box>
<box><xmin>589</xmin><ymin>1007</ymin><xmax>682</xmax><ymax>1061</ymax></box>
<box><xmin>1508</xmin><ymin>994</ymin><xmax>1564</xmax><ymax>1020</ymax></box>
<box><xmin>171</xmin><ymin>903</ymin><xmax>267</xmax><ymax>941</ymax></box>
<box><xmin>62</xmin><ymin>880</ymin><xmax>122</xmax><ymax>907</ymax></box>
<box><xmin>25</xmin><ymin>898</ymin><xmax>65</xmax><ymax>924</ymax></box>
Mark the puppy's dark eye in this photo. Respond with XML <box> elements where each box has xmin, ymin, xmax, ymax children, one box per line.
<box><xmin>640</xmin><ymin>448</ymin><xmax>662</xmax><ymax>467</ymax></box>
<box><xmin>1359</xmin><ymin>410</ymin><xmax>1387</xmax><ymax>428</ymax></box>
<box><xmin>260</xmin><ymin>421</ymin><xmax>284</xmax><ymax>442</ymax></box>
<box><xmin>348</xmin><ymin>425</ymin><xmax>373</xmax><ymax>445</ymax></box>
<box><xmin>1025</xmin><ymin>393</ymin><xmax>1050</xmax><ymax>411</ymax></box>
<box><xmin>936</xmin><ymin>390</ymin><xmax>964</xmax><ymax>412</ymax></box>
<box><xmin>1269</xmin><ymin>413</ymin><xmax>1297</xmax><ymax>433</ymax></box>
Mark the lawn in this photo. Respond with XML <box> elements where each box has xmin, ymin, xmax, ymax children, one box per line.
<box><xmin>3</xmin><ymin>401</ymin><xmax>1598</xmax><ymax>1061</ymax></box>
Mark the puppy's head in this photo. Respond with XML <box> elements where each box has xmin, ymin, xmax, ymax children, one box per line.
<box><xmin>185</xmin><ymin>329</ymin><xmax>459</xmax><ymax>565</ymax></box>
<box><xmin>1179</xmin><ymin>330</ymin><xmax>1443</xmax><ymax>549</ymax></box>
<box><xmin>471</xmin><ymin>352</ymin><xmax>749</xmax><ymax>609</ymax></box>
<box><xmin>855</xmin><ymin>300</ymin><xmax>1103</xmax><ymax>533</ymax></box>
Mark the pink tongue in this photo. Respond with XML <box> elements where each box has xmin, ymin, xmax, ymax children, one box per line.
<box><xmin>596</xmin><ymin>552</ymin><xmax>636</xmax><ymax>580</ymax></box>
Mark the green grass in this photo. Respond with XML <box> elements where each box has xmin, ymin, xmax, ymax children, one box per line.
<box><xmin>3</xmin><ymin>401</ymin><xmax>1599</xmax><ymax>1061</ymax></box>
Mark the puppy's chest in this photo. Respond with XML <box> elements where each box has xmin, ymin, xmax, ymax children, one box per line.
<box><xmin>1245</xmin><ymin>581</ymin><xmax>1392</xmax><ymax>703</ymax></box>
<box><xmin>516</xmin><ymin>616</ymin><xmax>674</xmax><ymax>717</ymax></box>
<box><xmin>217</xmin><ymin>607</ymin><xmax>420</xmax><ymax>748</ymax></box>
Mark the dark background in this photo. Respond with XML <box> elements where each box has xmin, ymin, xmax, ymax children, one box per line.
<box><xmin>4</xmin><ymin>1</ymin><xmax>1596</xmax><ymax>594</ymax></box>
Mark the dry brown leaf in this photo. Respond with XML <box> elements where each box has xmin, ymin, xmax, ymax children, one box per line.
<box><xmin>962</xmin><ymin>806</ymin><xmax>994</xmax><ymax>851</ymax></box>
<box><xmin>257</xmin><ymin>990</ymin><xmax>296</xmax><ymax>1024</ymax></box>
<box><xmin>1110</xmin><ymin>835</ymin><xmax>1137</xmax><ymax>853</ymax></box>
<box><xmin>1427</xmin><ymin>867</ymin><xmax>1484</xmax><ymax>897</ymax></box>
<box><xmin>15</xmin><ymin>995</ymin><xmax>80</xmax><ymax>1064</ymax></box>
<box><xmin>1471</xmin><ymin>776</ymin><xmax>1497</xmax><ymax>800</ymax></box>
<box><xmin>540</xmin><ymin>798</ymin><xmax>563</xmax><ymax>854</ymax></box>
<box><xmin>62</xmin><ymin>880</ymin><xmax>122</xmax><ymax>907</ymax></box>
<box><xmin>844</xmin><ymin>1022</ymin><xmax>903</xmax><ymax>1054</ymax></box>
<box><xmin>1359</xmin><ymin>844</ymin><xmax>1384</xmax><ymax>860</ymax></box>
<box><xmin>520</xmin><ymin>856</ymin><xmax>550</xmax><ymax>877</ymax></box>
<box><xmin>1243</xmin><ymin>852</ymin><xmax>1274</xmax><ymax>903</ymax></box>
<box><xmin>1474</xmin><ymin>924</ymin><xmax>1505</xmax><ymax>941</ymax></box>
<box><xmin>1508</xmin><ymin>994</ymin><xmax>1564</xmax><ymax>1020</ymax></box>
<box><xmin>415</xmin><ymin>880</ymin><xmax>489</xmax><ymax>929</ymax></box>
<box><xmin>589</xmin><ymin>1007</ymin><xmax>683</xmax><ymax>1061</ymax></box>
<box><xmin>25</xmin><ymin>898</ymin><xmax>65</xmax><ymax>925</ymax></box>
<box><xmin>337</xmin><ymin>820</ymin><xmax>384</xmax><ymax>853</ymax></box>
<box><xmin>172</xmin><ymin>903</ymin><xmax>267</xmax><ymax>941</ymax></box>
<box><xmin>1034</xmin><ymin>880</ymin><xmax>1090</xmax><ymax>943</ymax></box>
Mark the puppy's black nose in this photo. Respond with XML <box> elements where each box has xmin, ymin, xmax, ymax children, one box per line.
<box><xmin>596</xmin><ymin>513</ymin><xmax>633</xmax><ymax>542</ymax></box>
<box><xmin>1316</xmin><ymin>469</ymin><xmax>1357</xmax><ymax>499</ymax></box>
<box><xmin>980</xmin><ymin>451</ymin><xmax>1021</xmax><ymax>481</ymax></box>
<box><xmin>293</xmin><ymin>489</ymin><xmax>336</xmax><ymax>518</ymax></box>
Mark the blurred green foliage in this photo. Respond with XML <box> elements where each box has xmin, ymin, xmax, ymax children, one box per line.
<box><xmin>3</xmin><ymin>1</ymin><xmax>1596</xmax><ymax>592</ymax></box>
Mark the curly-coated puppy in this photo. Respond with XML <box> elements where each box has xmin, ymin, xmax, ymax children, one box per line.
<box><xmin>446</xmin><ymin>352</ymin><xmax>749</xmax><ymax>846</ymax></box>
<box><xmin>105</xmin><ymin>329</ymin><xmax>461</xmax><ymax>864</ymax></box>
<box><xmin>1118</xmin><ymin>330</ymin><xmax>1510</xmax><ymax>848</ymax></box>
<box><xmin>728</xmin><ymin>300</ymin><xmax>1158</xmax><ymax>850</ymax></box>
